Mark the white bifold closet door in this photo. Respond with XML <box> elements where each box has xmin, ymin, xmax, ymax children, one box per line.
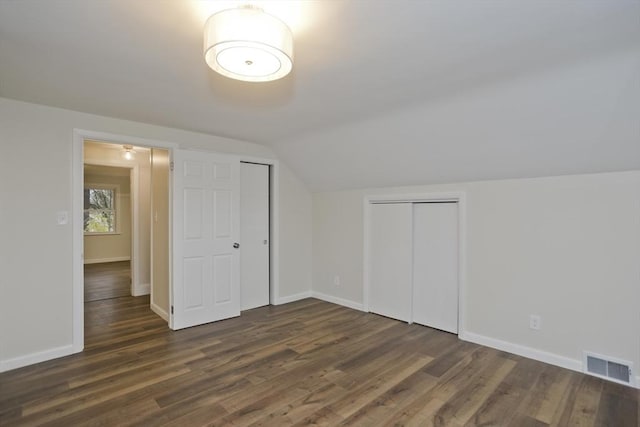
<box><xmin>369</xmin><ymin>202</ymin><xmax>458</xmax><ymax>333</ymax></box>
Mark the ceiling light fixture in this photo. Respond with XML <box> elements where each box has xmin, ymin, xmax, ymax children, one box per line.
<box><xmin>203</xmin><ymin>5</ymin><xmax>293</xmax><ymax>82</ymax></box>
<box><xmin>122</xmin><ymin>145</ymin><xmax>136</xmax><ymax>160</ymax></box>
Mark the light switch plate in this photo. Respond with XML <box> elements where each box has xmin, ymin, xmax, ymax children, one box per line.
<box><xmin>57</xmin><ymin>211</ymin><xmax>69</xmax><ymax>225</ymax></box>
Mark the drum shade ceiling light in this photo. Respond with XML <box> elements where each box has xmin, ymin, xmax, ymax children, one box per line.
<box><xmin>204</xmin><ymin>6</ymin><xmax>294</xmax><ymax>82</ymax></box>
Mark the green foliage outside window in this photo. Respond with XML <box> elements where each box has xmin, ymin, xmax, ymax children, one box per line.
<box><xmin>84</xmin><ymin>187</ymin><xmax>116</xmax><ymax>233</ymax></box>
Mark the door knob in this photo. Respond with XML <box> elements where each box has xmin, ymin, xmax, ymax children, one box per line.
<box><xmin>233</xmin><ymin>243</ymin><xmax>240</xmax><ymax>249</ymax></box>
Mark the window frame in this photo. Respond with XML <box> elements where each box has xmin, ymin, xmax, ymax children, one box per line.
<box><xmin>83</xmin><ymin>183</ymin><xmax>120</xmax><ymax>235</ymax></box>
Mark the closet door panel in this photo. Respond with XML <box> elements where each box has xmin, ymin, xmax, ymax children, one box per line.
<box><xmin>240</xmin><ymin>162</ymin><xmax>270</xmax><ymax>311</ymax></box>
<box><xmin>412</xmin><ymin>202</ymin><xmax>458</xmax><ymax>333</ymax></box>
<box><xmin>369</xmin><ymin>203</ymin><xmax>412</xmax><ymax>322</ymax></box>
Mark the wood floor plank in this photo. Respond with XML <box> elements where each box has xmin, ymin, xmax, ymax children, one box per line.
<box><xmin>518</xmin><ymin>364</ymin><xmax>573</xmax><ymax>424</ymax></box>
<box><xmin>21</xmin><ymin>364</ymin><xmax>190</xmax><ymax>420</ymax></box>
<box><xmin>84</xmin><ymin>261</ymin><xmax>131</xmax><ymax>302</ymax></box>
<box><xmin>1</xmin><ymin>293</ymin><xmax>637</xmax><ymax>426</ymax></box>
<box><xmin>249</xmin><ymin>382</ymin><xmax>344</xmax><ymax>426</ymax></box>
<box><xmin>464</xmin><ymin>381</ymin><xmax>525</xmax><ymax>426</ymax></box>
<box><xmin>516</xmin><ymin>415</ymin><xmax>551</xmax><ymax>427</ymax></box>
<box><xmin>549</xmin><ymin>374</ymin><xmax>583</xmax><ymax>426</ymax></box>
<box><xmin>565</xmin><ymin>375</ymin><xmax>604</xmax><ymax>426</ymax></box>
<box><xmin>124</xmin><ymin>371</ymin><xmax>248</xmax><ymax>426</ymax></box>
<box><xmin>336</xmin><ymin>369</ymin><xmax>438</xmax><ymax>426</ymax></box>
<box><xmin>290</xmin><ymin>406</ymin><xmax>344</xmax><ymax>427</ymax></box>
<box><xmin>210</xmin><ymin>373</ymin><xmax>337</xmax><ymax>426</ymax></box>
<box><xmin>384</xmin><ymin>397</ymin><xmax>448</xmax><ymax>427</ymax></box>
<box><xmin>46</xmin><ymin>397</ymin><xmax>161</xmax><ymax>427</ymax></box>
<box><xmin>594</xmin><ymin>381</ymin><xmax>639</xmax><ymax>427</ymax></box>
<box><xmin>432</xmin><ymin>354</ymin><xmax>517</xmax><ymax>425</ymax></box>
<box><xmin>329</xmin><ymin>355</ymin><xmax>432</xmax><ymax>420</ymax></box>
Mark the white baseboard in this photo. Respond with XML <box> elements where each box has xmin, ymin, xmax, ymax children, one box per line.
<box><xmin>273</xmin><ymin>291</ymin><xmax>312</xmax><ymax>305</ymax></box>
<box><xmin>132</xmin><ymin>283</ymin><xmax>150</xmax><ymax>297</ymax></box>
<box><xmin>0</xmin><ymin>344</ymin><xmax>74</xmax><ymax>373</ymax></box>
<box><xmin>459</xmin><ymin>330</ymin><xmax>582</xmax><ymax>373</ymax></box>
<box><xmin>84</xmin><ymin>256</ymin><xmax>131</xmax><ymax>265</ymax></box>
<box><xmin>150</xmin><ymin>302</ymin><xmax>169</xmax><ymax>322</ymax></box>
<box><xmin>310</xmin><ymin>291</ymin><xmax>365</xmax><ymax>312</ymax></box>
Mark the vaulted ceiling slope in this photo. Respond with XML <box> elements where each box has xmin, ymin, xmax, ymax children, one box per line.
<box><xmin>1</xmin><ymin>1</ymin><xmax>638</xmax><ymax>191</ymax></box>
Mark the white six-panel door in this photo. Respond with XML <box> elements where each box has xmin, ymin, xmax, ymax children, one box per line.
<box><xmin>172</xmin><ymin>150</ymin><xmax>240</xmax><ymax>330</ymax></box>
<box><xmin>240</xmin><ymin>162</ymin><xmax>270</xmax><ymax>310</ymax></box>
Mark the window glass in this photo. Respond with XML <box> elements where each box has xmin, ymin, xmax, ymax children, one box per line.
<box><xmin>84</xmin><ymin>187</ymin><xmax>116</xmax><ymax>233</ymax></box>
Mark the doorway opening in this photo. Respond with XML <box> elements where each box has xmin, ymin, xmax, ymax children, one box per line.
<box><xmin>73</xmin><ymin>131</ymin><xmax>174</xmax><ymax>353</ymax></box>
<box><xmin>83</xmin><ymin>162</ymin><xmax>134</xmax><ymax>302</ymax></box>
<box><xmin>83</xmin><ymin>142</ymin><xmax>145</xmax><ymax>300</ymax></box>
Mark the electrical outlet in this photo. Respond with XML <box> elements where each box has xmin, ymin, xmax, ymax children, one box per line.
<box><xmin>529</xmin><ymin>315</ymin><xmax>541</xmax><ymax>330</ymax></box>
<box><xmin>333</xmin><ymin>275</ymin><xmax>341</xmax><ymax>286</ymax></box>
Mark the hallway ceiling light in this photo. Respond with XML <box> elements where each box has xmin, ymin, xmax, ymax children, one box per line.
<box><xmin>122</xmin><ymin>145</ymin><xmax>136</xmax><ymax>160</ymax></box>
<box><xmin>204</xmin><ymin>6</ymin><xmax>293</xmax><ymax>82</ymax></box>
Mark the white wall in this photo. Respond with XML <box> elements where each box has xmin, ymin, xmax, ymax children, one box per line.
<box><xmin>313</xmin><ymin>171</ymin><xmax>640</xmax><ymax>379</ymax></box>
<box><xmin>150</xmin><ymin>148</ymin><xmax>170</xmax><ymax>318</ymax></box>
<box><xmin>0</xmin><ymin>97</ymin><xmax>312</xmax><ymax>369</ymax></box>
<box><xmin>277</xmin><ymin>162</ymin><xmax>313</xmax><ymax>301</ymax></box>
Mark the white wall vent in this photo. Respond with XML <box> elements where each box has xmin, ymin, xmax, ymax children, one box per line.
<box><xmin>583</xmin><ymin>351</ymin><xmax>634</xmax><ymax>386</ymax></box>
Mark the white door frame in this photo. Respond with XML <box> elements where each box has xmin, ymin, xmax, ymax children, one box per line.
<box><xmin>72</xmin><ymin>130</ymin><xmax>281</xmax><ymax>353</ymax></box>
<box><xmin>362</xmin><ymin>191</ymin><xmax>467</xmax><ymax>336</ymax></box>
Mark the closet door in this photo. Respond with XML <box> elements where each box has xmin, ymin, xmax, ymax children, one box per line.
<box><xmin>240</xmin><ymin>162</ymin><xmax>270</xmax><ymax>310</ymax></box>
<box><xmin>412</xmin><ymin>202</ymin><xmax>458</xmax><ymax>333</ymax></box>
<box><xmin>369</xmin><ymin>203</ymin><xmax>412</xmax><ymax>322</ymax></box>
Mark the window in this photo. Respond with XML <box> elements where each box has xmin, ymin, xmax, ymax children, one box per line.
<box><xmin>84</xmin><ymin>186</ymin><xmax>117</xmax><ymax>234</ymax></box>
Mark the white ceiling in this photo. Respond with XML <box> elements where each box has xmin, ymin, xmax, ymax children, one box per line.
<box><xmin>1</xmin><ymin>1</ymin><xmax>639</xmax><ymax>190</ymax></box>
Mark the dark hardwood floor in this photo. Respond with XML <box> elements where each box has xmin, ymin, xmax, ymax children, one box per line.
<box><xmin>0</xmin><ymin>297</ymin><xmax>637</xmax><ymax>426</ymax></box>
<box><xmin>84</xmin><ymin>261</ymin><xmax>131</xmax><ymax>302</ymax></box>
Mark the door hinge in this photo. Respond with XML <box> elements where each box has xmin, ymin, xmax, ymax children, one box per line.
<box><xmin>171</xmin><ymin>305</ymin><xmax>174</xmax><ymax>314</ymax></box>
<box><xmin>170</xmin><ymin>161</ymin><xmax>174</xmax><ymax>171</ymax></box>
